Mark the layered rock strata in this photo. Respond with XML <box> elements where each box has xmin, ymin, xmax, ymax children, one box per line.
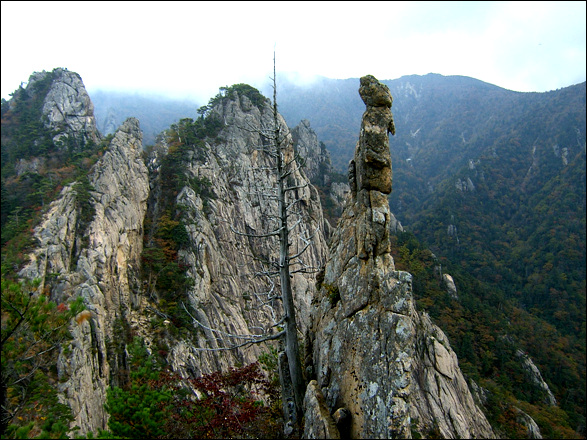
<box><xmin>304</xmin><ymin>76</ymin><xmax>495</xmax><ymax>439</ymax></box>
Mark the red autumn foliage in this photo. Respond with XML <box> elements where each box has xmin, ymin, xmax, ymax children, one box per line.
<box><xmin>149</xmin><ymin>362</ymin><xmax>282</xmax><ymax>439</ymax></box>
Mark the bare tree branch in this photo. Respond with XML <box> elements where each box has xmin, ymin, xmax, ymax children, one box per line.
<box><xmin>229</xmin><ymin>223</ymin><xmax>282</xmax><ymax>239</ymax></box>
<box><xmin>181</xmin><ymin>302</ymin><xmax>285</xmax><ymax>351</ymax></box>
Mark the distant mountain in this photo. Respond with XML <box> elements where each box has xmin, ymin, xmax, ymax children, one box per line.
<box><xmin>273</xmin><ymin>74</ymin><xmax>586</xmax><ymax>303</ymax></box>
<box><xmin>89</xmin><ymin>89</ymin><xmax>200</xmax><ymax>146</ymax></box>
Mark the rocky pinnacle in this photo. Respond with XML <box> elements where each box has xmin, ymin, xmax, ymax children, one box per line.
<box><xmin>349</xmin><ymin>75</ymin><xmax>396</xmax><ymax>260</ymax></box>
<box><xmin>305</xmin><ymin>76</ymin><xmax>495</xmax><ymax>439</ymax></box>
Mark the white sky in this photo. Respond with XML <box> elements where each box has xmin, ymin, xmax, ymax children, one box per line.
<box><xmin>1</xmin><ymin>1</ymin><xmax>586</xmax><ymax>104</ymax></box>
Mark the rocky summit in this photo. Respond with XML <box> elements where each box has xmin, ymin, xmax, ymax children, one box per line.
<box><xmin>34</xmin><ymin>68</ymin><xmax>100</xmax><ymax>148</ymax></box>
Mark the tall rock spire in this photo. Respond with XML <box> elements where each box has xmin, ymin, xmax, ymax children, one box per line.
<box><xmin>354</xmin><ymin>74</ymin><xmax>395</xmax><ymax>194</ymax></box>
<box><xmin>304</xmin><ymin>76</ymin><xmax>495</xmax><ymax>439</ymax></box>
<box><xmin>348</xmin><ymin>75</ymin><xmax>396</xmax><ymax>262</ymax></box>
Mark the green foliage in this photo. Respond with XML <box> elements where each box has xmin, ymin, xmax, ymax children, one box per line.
<box><xmin>102</xmin><ymin>338</ymin><xmax>281</xmax><ymax>439</ymax></box>
<box><xmin>479</xmin><ymin>379</ymin><xmax>579</xmax><ymax>439</ymax></box>
<box><xmin>103</xmin><ymin>338</ymin><xmax>169</xmax><ymax>438</ymax></box>
<box><xmin>158</xmin><ymin>117</ymin><xmax>218</xmax><ymax>202</ymax></box>
<box><xmin>141</xmin><ymin>209</ymin><xmax>195</xmax><ymax>334</ymax></box>
<box><xmin>1</xmin><ymin>71</ymin><xmax>56</xmax><ymax>167</ymax></box>
<box><xmin>1</xmin><ymin>277</ymin><xmax>86</xmax><ymax>438</ymax></box>
<box><xmin>73</xmin><ymin>175</ymin><xmax>95</xmax><ymax>224</ymax></box>
<box><xmin>1</xmin><ymin>85</ymin><xmax>105</xmax><ymax>273</ymax></box>
<box><xmin>189</xmin><ymin>174</ymin><xmax>214</xmax><ymax>201</ymax></box>
<box><xmin>141</xmin><ymin>211</ymin><xmax>194</xmax><ymax>304</ymax></box>
<box><xmin>383</xmin><ymin>82</ymin><xmax>586</xmax><ymax>438</ymax></box>
<box><xmin>258</xmin><ymin>346</ymin><xmax>280</xmax><ymax>388</ymax></box>
<box><xmin>208</xmin><ymin>83</ymin><xmax>269</xmax><ymax>111</ymax></box>
<box><xmin>322</xmin><ymin>282</ymin><xmax>340</xmax><ymax>306</ymax></box>
<box><xmin>70</xmin><ymin>175</ymin><xmax>97</xmax><ymax>269</ymax></box>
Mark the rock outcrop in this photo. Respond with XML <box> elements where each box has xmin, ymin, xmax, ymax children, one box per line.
<box><xmin>17</xmin><ymin>76</ymin><xmax>329</xmax><ymax>435</ymax></box>
<box><xmin>516</xmin><ymin>349</ymin><xmax>557</xmax><ymax>406</ymax></box>
<box><xmin>291</xmin><ymin>118</ymin><xmax>350</xmax><ymax>231</ymax></box>
<box><xmin>20</xmin><ymin>117</ymin><xmax>150</xmax><ymax>432</ymax></box>
<box><xmin>304</xmin><ymin>76</ymin><xmax>495</xmax><ymax>439</ymax></box>
<box><xmin>292</xmin><ymin>118</ymin><xmax>333</xmax><ymax>186</ymax></box>
<box><xmin>30</xmin><ymin>68</ymin><xmax>100</xmax><ymax>148</ymax></box>
<box><xmin>303</xmin><ymin>380</ymin><xmax>341</xmax><ymax>439</ymax></box>
<box><xmin>514</xmin><ymin>407</ymin><xmax>543</xmax><ymax>439</ymax></box>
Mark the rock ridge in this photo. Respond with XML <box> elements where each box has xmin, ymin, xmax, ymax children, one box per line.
<box><xmin>15</xmin><ymin>75</ymin><xmax>329</xmax><ymax>435</ymax></box>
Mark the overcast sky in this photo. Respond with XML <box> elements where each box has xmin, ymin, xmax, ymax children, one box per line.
<box><xmin>2</xmin><ymin>1</ymin><xmax>586</xmax><ymax>104</ymax></box>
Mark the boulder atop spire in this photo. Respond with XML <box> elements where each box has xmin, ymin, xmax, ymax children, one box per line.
<box><xmin>304</xmin><ymin>76</ymin><xmax>496</xmax><ymax>439</ymax></box>
<box><xmin>352</xmin><ymin>74</ymin><xmax>395</xmax><ymax>195</ymax></box>
<box><xmin>346</xmin><ymin>75</ymin><xmax>397</xmax><ymax>261</ymax></box>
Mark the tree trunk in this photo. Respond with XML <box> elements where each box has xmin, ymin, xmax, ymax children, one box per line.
<box><xmin>274</xmin><ymin>65</ymin><xmax>306</xmax><ymax>426</ymax></box>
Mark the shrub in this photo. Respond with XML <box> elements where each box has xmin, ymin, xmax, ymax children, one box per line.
<box><xmin>103</xmin><ymin>338</ymin><xmax>281</xmax><ymax>439</ymax></box>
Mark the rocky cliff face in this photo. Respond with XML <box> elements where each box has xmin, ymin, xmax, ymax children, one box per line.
<box><xmin>292</xmin><ymin>118</ymin><xmax>332</xmax><ymax>186</ymax></box>
<box><xmin>16</xmin><ymin>75</ymin><xmax>329</xmax><ymax>435</ymax></box>
<box><xmin>153</xmin><ymin>88</ymin><xmax>329</xmax><ymax>377</ymax></box>
<box><xmin>291</xmin><ymin>118</ymin><xmax>350</xmax><ymax>232</ymax></box>
<box><xmin>30</xmin><ymin>68</ymin><xmax>100</xmax><ymax>148</ymax></box>
<box><xmin>20</xmin><ymin>116</ymin><xmax>150</xmax><ymax>432</ymax></box>
<box><xmin>303</xmin><ymin>76</ymin><xmax>495</xmax><ymax>439</ymax></box>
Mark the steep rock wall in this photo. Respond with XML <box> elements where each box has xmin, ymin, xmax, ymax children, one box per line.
<box><xmin>156</xmin><ymin>91</ymin><xmax>330</xmax><ymax>376</ymax></box>
<box><xmin>20</xmin><ymin>117</ymin><xmax>149</xmax><ymax>433</ymax></box>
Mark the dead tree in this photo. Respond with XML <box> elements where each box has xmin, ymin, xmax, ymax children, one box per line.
<box><xmin>270</xmin><ymin>60</ymin><xmax>306</xmax><ymax>431</ymax></box>
<box><xmin>239</xmin><ymin>53</ymin><xmax>309</xmax><ymax>432</ymax></box>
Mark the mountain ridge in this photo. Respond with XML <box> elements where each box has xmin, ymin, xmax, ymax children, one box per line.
<box><xmin>1</xmin><ymin>68</ymin><xmax>584</xmax><ymax>438</ymax></box>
